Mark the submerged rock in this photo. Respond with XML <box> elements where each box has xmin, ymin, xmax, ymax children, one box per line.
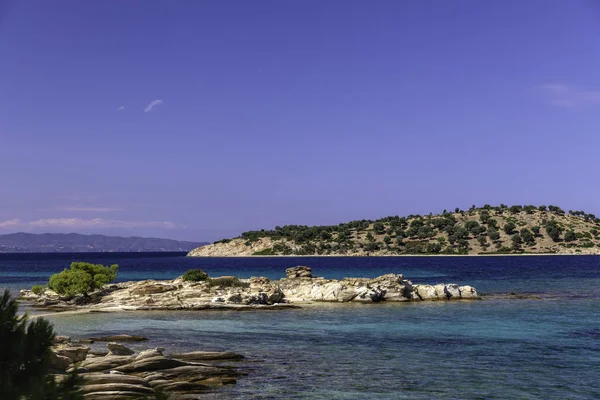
<box><xmin>171</xmin><ymin>351</ymin><xmax>244</xmax><ymax>361</ymax></box>
<box><xmin>86</xmin><ymin>334</ymin><xmax>148</xmax><ymax>342</ymax></box>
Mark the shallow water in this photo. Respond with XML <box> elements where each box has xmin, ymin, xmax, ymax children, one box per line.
<box><xmin>2</xmin><ymin>253</ymin><xmax>600</xmax><ymax>399</ymax></box>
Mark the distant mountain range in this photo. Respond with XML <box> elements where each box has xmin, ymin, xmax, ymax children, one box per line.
<box><xmin>0</xmin><ymin>233</ymin><xmax>207</xmax><ymax>253</ymax></box>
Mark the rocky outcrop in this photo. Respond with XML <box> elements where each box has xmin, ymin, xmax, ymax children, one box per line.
<box><xmin>21</xmin><ymin>267</ymin><xmax>479</xmax><ymax>312</ymax></box>
<box><xmin>286</xmin><ymin>266</ymin><xmax>313</xmax><ymax>278</ymax></box>
<box><xmin>49</xmin><ymin>336</ymin><xmax>244</xmax><ymax>399</ymax></box>
<box><xmin>107</xmin><ymin>342</ymin><xmax>135</xmax><ymax>356</ymax></box>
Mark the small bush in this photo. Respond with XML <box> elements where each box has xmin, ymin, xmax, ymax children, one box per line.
<box><xmin>253</xmin><ymin>248</ymin><xmax>275</xmax><ymax>255</ymax></box>
<box><xmin>207</xmin><ymin>277</ymin><xmax>250</xmax><ymax>288</ymax></box>
<box><xmin>31</xmin><ymin>285</ymin><xmax>46</xmax><ymax>295</ymax></box>
<box><xmin>182</xmin><ymin>269</ymin><xmax>209</xmax><ymax>282</ymax></box>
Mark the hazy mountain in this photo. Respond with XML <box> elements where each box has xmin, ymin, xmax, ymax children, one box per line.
<box><xmin>0</xmin><ymin>232</ymin><xmax>207</xmax><ymax>253</ymax></box>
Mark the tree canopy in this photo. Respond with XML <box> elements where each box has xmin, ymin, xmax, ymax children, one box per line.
<box><xmin>48</xmin><ymin>262</ymin><xmax>118</xmax><ymax>297</ymax></box>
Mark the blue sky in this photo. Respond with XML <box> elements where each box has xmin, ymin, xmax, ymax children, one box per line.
<box><xmin>1</xmin><ymin>0</ymin><xmax>599</xmax><ymax>241</ymax></box>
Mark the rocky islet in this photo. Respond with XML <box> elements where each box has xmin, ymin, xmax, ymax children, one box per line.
<box><xmin>21</xmin><ymin>266</ymin><xmax>479</xmax><ymax>311</ymax></box>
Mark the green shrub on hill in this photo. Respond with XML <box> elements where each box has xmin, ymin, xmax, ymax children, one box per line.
<box><xmin>544</xmin><ymin>220</ymin><xmax>563</xmax><ymax>242</ymax></box>
<box><xmin>220</xmin><ymin>204</ymin><xmax>599</xmax><ymax>255</ymax></box>
<box><xmin>564</xmin><ymin>230</ymin><xmax>577</xmax><ymax>242</ymax></box>
<box><xmin>48</xmin><ymin>262</ymin><xmax>118</xmax><ymax>297</ymax></box>
<box><xmin>252</xmin><ymin>248</ymin><xmax>275</xmax><ymax>256</ymax></box>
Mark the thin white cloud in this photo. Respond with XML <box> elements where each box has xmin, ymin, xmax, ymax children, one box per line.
<box><xmin>118</xmin><ymin>105</ymin><xmax>125</xmax><ymax>111</ymax></box>
<box><xmin>0</xmin><ymin>218</ymin><xmax>180</xmax><ymax>230</ymax></box>
<box><xmin>58</xmin><ymin>206</ymin><xmax>123</xmax><ymax>213</ymax></box>
<box><xmin>541</xmin><ymin>83</ymin><xmax>600</xmax><ymax>107</ymax></box>
<box><xmin>144</xmin><ymin>99</ymin><xmax>164</xmax><ymax>112</ymax></box>
<box><xmin>0</xmin><ymin>219</ymin><xmax>21</xmax><ymax>228</ymax></box>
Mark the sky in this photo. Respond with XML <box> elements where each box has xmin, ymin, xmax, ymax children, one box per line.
<box><xmin>1</xmin><ymin>0</ymin><xmax>599</xmax><ymax>242</ymax></box>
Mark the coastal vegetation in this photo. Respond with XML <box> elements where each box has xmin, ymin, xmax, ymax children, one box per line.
<box><xmin>47</xmin><ymin>262</ymin><xmax>118</xmax><ymax>297</ymax></box>
<box><xmin>0</xmin><ymin>290</ymin><xmax>81</xmax><ymax>399</ymax></box>
<box><xmin>182</xmin><ymin>268</ymin><xmax>209</xmax><ymax>282</ymax></box>
<box><xmin>188</xmin><ymin>205</ymin><xmax>600</xmax><ymax>256</ymax></box>
<box><xmin>182</xmin><ymin>269</ymin><xmax>250</xmax><ymax>288</ymax></box>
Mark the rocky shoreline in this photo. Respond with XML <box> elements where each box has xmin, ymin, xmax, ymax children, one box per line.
<box><xmin>49</xmin><ymin>334</ymin><xmax>244</xmax><ymax>399</ymax></box>
<box><xmin>20</xmin><ymin>267</ymin><xmax>479</xmax><ymax>312</ymax></box>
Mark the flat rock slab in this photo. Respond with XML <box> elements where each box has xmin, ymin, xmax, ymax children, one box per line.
<box><xmin>81</xmin><ymin>373</ymin><xmax>151</xmax><ymax>386</ymax></box>
<box><xmin>114</xmin><ymin>356</ymin><xmax>188</xmax><ymax>373</ymax></box>
<box><xmin>81</xmin><ymin>383</ymin><xmax>154</xmax><ymax>395</ymax></box>
<box><xmin>79</xmin><ymin>355</ymin><xmax>135</xmax><ymax>372</ymax></box>
<box><xmin>82</xmin><ymin>391</ymin><xmax>150</xmax><ymax>399</ymax></box>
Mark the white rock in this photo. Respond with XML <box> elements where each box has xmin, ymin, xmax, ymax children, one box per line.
<box><xmin>459</xmin><ymin>285</ymin><xmax>479</xmax><ymax>299</ymax></box>
<box><xmin>444</xmin><ymin>284</ymin><xmax>461</xmax><ymax>299</ymax></box>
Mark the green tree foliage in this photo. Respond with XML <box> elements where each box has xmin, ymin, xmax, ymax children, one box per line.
<box><xmin>31</xmin><ymin>285</ymin><xmax>46</xmax><ymax>295</ymax></box>
<box><xmin>477</xmin><ymin>235</ymin><xmax>487</xmax><ymax>246</ymax></box>
<box><xmin>479</xmin><ymin>210</ymin><xmax>491</xmax><ymax>224</ymax></box>
<box><xmin>364</xmin><ymin>241</ymin><xmax>381</xmax><ymax>252</ymax></box>
<box><xmin>520</xmin><ymin>228</ymin><xmax>535</xmax><ymax>245</ymax></box>
<box><xmin>0</xmin><ymin>290</ymin><xmax>82</xmax><ymax>400</ymax></box>
<box><xmin>488</xmin><ymin>228</ymin><xmax>500</xmax><ymax>242</ymax></box>
<box><xmin>531</xmin><ymin>226</ymin><xmax>541</xmax><ymax>236</ymax></box>
<box><xmin>523</xmin><ymin>205</ymin><xmax>537</xmax><ymax>214</ymax></box>
<box><xmin>182</xmin><ymin>269</ymin><xmax>209</xmax><ymax>282</ymax></box>
<box><xmin>511</xmin><ymin>233</ymin><xmax>523</xmax><ymax>250</ymax></box>
<box><xmin>487</xmin><ymin>218</ymin><xmax>498</xmax><ymax>229</ymax></box>
<box><xmin>417</xmin><ymin>225</ymin><xmax>434</xmax><ymax>239</ymax></box>
<box><xmin>372</xmin><ymin>222</ymin><xmax>385</xmax><ymax>235</ymax></box>
<box><xmin>427</xmin><ymin>242</ymin><xmax>442</xmax><ymax>253</ymax></box>
<box><xmin>548</xmin><ymin>205</ymin><xmax>565</xmax><ymax>214</ymax></box>
<box><xmin>464</xmin><ymin>220</ymin><xmax>480</xmax><ymax>232</ymax></box>
<box><xmin>509</xmin><ymin>205</ymin><xmax>523</xmax><ymax>214</ymax></box>
<box><xmin>544</xmin><ymin>219</ymin><xmax>564</xmax><ymax>242</ymax></box>
<box><xmin>538</xmin><ymin>205</ymin><xmax>547</xmax><ymax>212</ymax></box>
<box><xmin>564</xmin><ymin>230</ymin><xmax>577</xmax><ymax>242</ymax></box>
<box><xmin>48</xmin><ymin>262</ymin><xmax>118</xmax><ymax>297</ymax></box>
<box><xmin>395</xmin><ymin>236</ymin><xmax>404</xmax><ymax>247</ymax></box>
<box><xmin>503</xmin><ymin>222</ymin><xmax>516</xmax><ymax>235</ymax></box>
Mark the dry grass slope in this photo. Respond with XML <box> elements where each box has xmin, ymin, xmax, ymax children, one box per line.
<box><xmin>188</xmin><ymin>205</ymin><xmax>600</xmax><ymax>256</ymax></box>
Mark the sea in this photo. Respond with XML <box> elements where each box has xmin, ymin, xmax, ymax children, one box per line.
<box><xmin>1</xmin><ymin>253</ymin><xmax>599</xmax><ymax>399</ymax></box>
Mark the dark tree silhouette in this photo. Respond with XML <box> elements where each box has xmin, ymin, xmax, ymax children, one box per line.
<box><xmin>0</xmin><ymin>290</ymin><xmax>82</xmax><ymax>400</ymax></box>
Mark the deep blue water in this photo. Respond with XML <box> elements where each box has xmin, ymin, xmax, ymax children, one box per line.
<box><xmin>1</xmin><ymin>253</ymin><xmax>599</xmax><ymax>399</ymax></box>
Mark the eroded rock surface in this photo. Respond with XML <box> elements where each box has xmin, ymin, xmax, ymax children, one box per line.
<box><xmin>21</xmin><ymin>268</ymin><xmax>479</xmax><ymax>312</ymax></box>
<box><xmin>49</xmin><ymin>337</ymin><xmax>244</xmax><ymax>399</ymax></box>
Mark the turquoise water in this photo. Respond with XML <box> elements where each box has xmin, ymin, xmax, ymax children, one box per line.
<box><xmin>3</xmin><ymin>254</ymin><xmax>600</xmax><ymax>399</ymax></box>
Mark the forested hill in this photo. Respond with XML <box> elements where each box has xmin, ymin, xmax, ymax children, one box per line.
<box><xmin>188</xmin><ymin>205</ymin><xmax>600</xmax><ymax>256</ymax></box>
<box><xmin>0</xmin><ymin>233</ymin><xmax>207</xmax><ymax>253</ymax></box>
